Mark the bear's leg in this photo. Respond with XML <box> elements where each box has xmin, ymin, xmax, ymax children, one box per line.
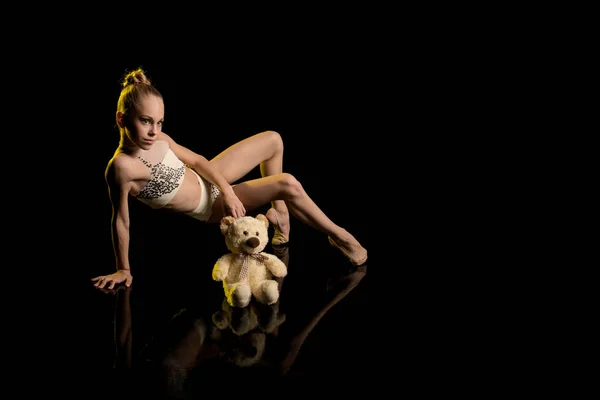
<box><xmin>255</xmin><ymin>280</ymin><xmax>279</xmax><ymax>305</ymax></box>
<box><xmin>230</xmin><ymin>283</ymin><xmax>252</xmax><ymax>308</ymax></box>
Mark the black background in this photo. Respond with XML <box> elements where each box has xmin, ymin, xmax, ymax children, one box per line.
<box><xmin>10</xmin><ymin>15</ymin><xmax>517</xmax><ymax>394</ymax></box>
<box><xmin>15</xmin><ymin>27</ymin><xmax>496</xmax><ymax>395</ymax></box>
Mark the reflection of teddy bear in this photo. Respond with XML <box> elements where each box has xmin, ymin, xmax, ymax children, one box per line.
<box><xmin>212</xmin><ymin>214</ymin><xmax>288</xmax><ymax>308</ymax></box>
<box><xmin>212</xmin><ymin>299</ymin><xmax>286</xmax><ymax>367</ymax></box>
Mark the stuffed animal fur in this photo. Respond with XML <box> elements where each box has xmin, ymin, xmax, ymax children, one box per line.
<box><xmin>212</xmin><ymin>214</ymin><xmax>287</xmax><ymax>308</ymax></box>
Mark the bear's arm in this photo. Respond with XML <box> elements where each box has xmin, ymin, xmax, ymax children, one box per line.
<box><xmin>213</xmin><ymin>254</ymin><xmax>234</xmax><ymax>281</ymax></box>
<box><xmin>262</xmin><ymin>253</ymin><xmax>287</xmax><ymax>278</ymax></box>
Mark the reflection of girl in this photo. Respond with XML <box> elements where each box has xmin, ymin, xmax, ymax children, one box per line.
<box><xmin>277</xmin><ymin>264</ymin><xmax>368</xmax><ymax>376</ymax></box>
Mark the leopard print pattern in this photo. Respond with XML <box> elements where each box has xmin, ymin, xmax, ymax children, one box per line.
<box><xmin>210</xmin><ymin>183</ymin><xmax>220</xmax><ymax>201</ymax></box>
<box><xmin>136</xmin><ymin>157</ymin><xmax>185</xmax><ymax>200</ymax></box>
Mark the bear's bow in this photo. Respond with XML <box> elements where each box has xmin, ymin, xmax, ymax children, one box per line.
<box><xmin>236</xmin><ymin>253</ymin><xmax>269</xmax><ymax>279</ymax></box>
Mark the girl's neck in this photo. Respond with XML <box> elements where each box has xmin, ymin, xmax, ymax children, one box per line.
<box><xmin>118</xmin><ymin>136</ymin><xmax>141</xmax><ymax>155</ymax></box>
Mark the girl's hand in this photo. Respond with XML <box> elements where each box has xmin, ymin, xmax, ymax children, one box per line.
<box><xmin>222</xmin><ymin>192</ymin><xmax>246</xmax><ymax>219</ymax></box>
<box><xmin>91</xmin><ymin>270</ymin><xmax>132</xmax><ymax>289</ymax></box>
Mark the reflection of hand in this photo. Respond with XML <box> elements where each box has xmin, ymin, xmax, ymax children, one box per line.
<box><xmin>91</xmin><ymin>270</ymin><xmax>132</xmax><ymax>290</ymax></box>
<box><xmin>222</xmin><ymin>192</ymin><xmax>246</xmax><ymax>219</ymax></box>
<box><xmin>94</xmin><ymin>284</ymin><xmax>131</xmax><ymax>295</ymax></box>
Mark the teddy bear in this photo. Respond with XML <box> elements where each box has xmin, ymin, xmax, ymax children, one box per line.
<box><xmin>212</xmin><ymin>214</ymin><xmax>288</xmax><ymax>308</ymax></box>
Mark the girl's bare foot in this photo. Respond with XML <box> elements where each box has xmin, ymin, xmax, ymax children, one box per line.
<box><xmin>266</xmin><ymin>208</ymin><xmax>290</xmax><ymax>245</ymax></box>
<box><xmin>328</xmin><ymin>233</ymin><xmax>368</xmax><ymax>266</ymax></box>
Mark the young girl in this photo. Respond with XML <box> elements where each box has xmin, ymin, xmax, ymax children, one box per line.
<box><xmin>92</xmin><ymin>68</ymin><xmax>367</xmax><ymax>290</ymax></box>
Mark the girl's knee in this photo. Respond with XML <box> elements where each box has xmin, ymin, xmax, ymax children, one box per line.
<box><xmin>263</xmin><ymin>130</ymin><xmax>283</xmax><ymax>152</ymax></box>
<box><xmin>279</xmin><ymin>173</ymin><xmax>303</xmax><ymax>196</ymax></box>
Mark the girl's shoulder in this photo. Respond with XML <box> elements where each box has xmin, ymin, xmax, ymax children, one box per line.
<box><xmin>109</xmin><ymin>150</ymin><xmax>136</xmax><ymax>168</ymax></box>
<box><xmin>105</xmin><ymin>151</ymin><xmax>143</xmax><ymax>182</ymax></box>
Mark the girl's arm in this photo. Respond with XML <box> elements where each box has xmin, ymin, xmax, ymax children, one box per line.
<box><xmin>92</xmin><ymin>157</ymin><xmax>135</xmax><ymax>289</ymax></box>
<box><xmin>107</xmin><ymin>160</ymin><xmax>134</xmax><ymax>273</ymax></box>
<box><xmin>161</xmin><ymin>132</ymin><xmax>246</xmax><ymax>218</ymax></box>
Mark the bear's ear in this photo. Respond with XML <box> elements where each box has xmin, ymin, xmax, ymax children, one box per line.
<box><xmin>220</xmin><ymin>216</ymin><xmax>236</xmax><ymax>234</ymax></box>
<box><xmin>255</xmin><ymin>213</ymin><xmax>269</xmax><ymax>229</ymax></box>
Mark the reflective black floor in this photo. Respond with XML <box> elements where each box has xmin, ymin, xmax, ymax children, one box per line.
<box><xmin>84</xmin><ymin>217</ymin><xmax>370</xmax><ymax>397</ymax></box>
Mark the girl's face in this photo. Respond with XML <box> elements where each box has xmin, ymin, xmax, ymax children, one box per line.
<box><xmin>122</xmin><ymin>94</ymin><xmax>165</xmax><ymax>150</ymax></box>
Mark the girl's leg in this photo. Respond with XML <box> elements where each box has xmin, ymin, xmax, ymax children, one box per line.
<box><xmin>209</xmin><ymin>173</ymin><xmax>367</xmax><ymax>265</ymax></box>
<box><xmin>210</xmin><ymin>130</ymin><xmax>284</xmax><ymax>184</ymax></box>
<box><xmin>210</xmin><ymin>131</ymin><xmax>290</xmax><ymax>243</ymax></box>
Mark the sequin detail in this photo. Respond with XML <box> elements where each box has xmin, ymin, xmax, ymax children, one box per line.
<box><xmin>136</xmin><ymin>156</ymin><xmax>186</xmax><ymax>200</ymax></box>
